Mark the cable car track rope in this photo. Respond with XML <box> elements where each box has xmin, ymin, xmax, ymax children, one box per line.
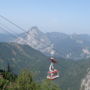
<box><xmin>0</xmin><ymin>14</ymin><xmax>26</xmax><ymax>33</ymax></box>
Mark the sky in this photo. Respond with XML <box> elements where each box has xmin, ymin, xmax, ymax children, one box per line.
<box><xmin>0</xmin><ymin>0</ymin><xmax>90</xmax><ymax>34</ymax></box>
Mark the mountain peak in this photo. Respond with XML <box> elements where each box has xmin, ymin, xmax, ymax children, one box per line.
<box><xmin>31</xmin><ymin>26</ymin><xmax>39</xmax><ymax>31</ymax></box>
<box><xmin>15</xmin><ymin>27</ymin><xmax>55</xmax><ymax>55</ymax></box>
<box><xmin>27</xmin><ymin>26</ymin><xmax>43</xmax><ymax>35</ymax></box>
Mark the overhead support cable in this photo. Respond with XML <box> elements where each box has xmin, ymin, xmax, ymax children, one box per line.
<box><xmin>0</xmin><ymin>14</ymin><xmax>28</xmax><ymax>44</ymax></box>
<box><xmin>0</xmin><ymin>14</ymin><xmax>26</xmax><ymax>33</ymax></box>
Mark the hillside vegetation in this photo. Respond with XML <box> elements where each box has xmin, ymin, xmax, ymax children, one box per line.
<box><xmin>0</xmin><ymin>43</ymin><xmax>90</xmax><ymax>90</ymax></box>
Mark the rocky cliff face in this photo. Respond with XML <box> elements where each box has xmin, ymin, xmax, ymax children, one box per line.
<box><xmin>80</xmin><ymin>69</ymin><xmax>90</xmax><ymax>90</ymax></box>
<box><xmin>15</xmin><ymin>26</ymin><xmax>55</xmax><ymax>55</ymax></box>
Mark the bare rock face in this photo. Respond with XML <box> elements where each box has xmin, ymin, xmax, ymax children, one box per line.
<box><xmin>80</xmin><ymin>69</ymin><xmax>90</xmax><ymax>90</ymax></box>
<box><xmin>15</xmin><ymin>26</ymin><xmax>55</xmax><ymax>55</ymax></box>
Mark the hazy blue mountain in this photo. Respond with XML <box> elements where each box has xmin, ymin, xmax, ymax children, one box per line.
<box><xmin>0</xmin><ymin>33</ymin><xmax>17</xmax><ymax>42</ymax></box>
<box><xmin>0</xmin><ymin>33</ymin><xmax>12</xmax><ymax>42</ymax></box>
<box><xmin>46</xmin><ymin>32</ymin><xmax>90</xmax><ymax>60</ymax></box>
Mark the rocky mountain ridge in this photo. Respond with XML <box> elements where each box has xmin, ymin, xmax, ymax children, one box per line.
<box><xmin>15</xmin><ymin>27</ymin><xmax>55</xmax><ymax>55</ymax></box>
<box><xmin>14</xmin><ymin>27</ymin><xmax>90</xmax><ymax>60</ymax></box>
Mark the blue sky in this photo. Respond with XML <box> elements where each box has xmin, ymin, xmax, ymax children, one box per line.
<box><xmin>0</xmin><ymin>0</ymin><xmax>90</xmax><ymax>34</ymax></box>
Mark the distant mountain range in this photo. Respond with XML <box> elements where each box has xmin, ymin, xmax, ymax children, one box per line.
<box><xmin>13</xmin><ymin>26</ymin><xmax>90</xmax><ymax>60</ymax></box>
<box><xmin>0</xmin><ymin>33</ymin><xmax>14</xmax><ymax>42</ymax></box>
<box><xmin>46</xmin><ymin>32</ymin><xmax>90</xmax><ymax>59</ymax></box>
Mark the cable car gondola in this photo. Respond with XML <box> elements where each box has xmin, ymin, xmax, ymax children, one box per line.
<box><xmin>47</xmin><ymin>57</ymin><xmax>59</xmax><ymax>80</ymax></box>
